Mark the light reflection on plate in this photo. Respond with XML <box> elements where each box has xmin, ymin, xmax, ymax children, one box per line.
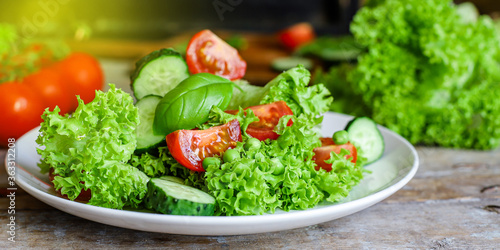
<box><xmin>10</xmin><ymin>112</ymin><xmax>418</xmax><ymax>235</ymax></box>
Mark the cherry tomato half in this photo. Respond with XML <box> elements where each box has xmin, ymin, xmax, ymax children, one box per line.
<box><xmin>166</xmin><ymin>119</ymin><xmax>242</xmax><ymax>172</ymax></box>
<box><xmin>186</xmin><ymin>30</ymin><xmax>246</xmax><ymax>80</ymax></box>
<box><xmin>313</xmin><ymin>137</ymin><xmax>358</xmax><ymax>172</ymax></box>
<box><xmin>0</xmin><ymin>82</ymin><xmax>45</xmax><ymax>147</ymax></box>
<box><xmin>226</xmin><ymin>101</ymin><xmax>293</xmax><ymax>141</ymax></box>
<box><xmin>278</xmin><ymin>22</ymin><xmax>316</xmax><ymax>50</ymax></box>
<box><xmin>54</xmin><ymin>52</ymin><xmax>104</xmax><ymax>109</ymax></box>
<box><xmin>23</xmin><ymin>67</ymin><xmax>73</xmax><ymax>114</ymax></box>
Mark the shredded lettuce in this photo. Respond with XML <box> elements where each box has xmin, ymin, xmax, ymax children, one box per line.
<box><xmin>37</xmin><ymin>85</ymin><xmax>149</xmax><ymax>209</ymax></box>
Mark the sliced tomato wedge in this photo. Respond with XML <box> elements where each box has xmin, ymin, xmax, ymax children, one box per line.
<box><xmin>186</xmin><ymin>29</ymin><xmax>246</xmax><ymax>80</ymax></box>
<box><xmin>313</xmin><ymin>137</ymin><xmax>358</xmax><ymax>172</ymax></box>
<box><xmin>166</xmin><ymin>119</ymin><xmax>242</xmax><ymax>172</ymax></box>
<box><xmin>226</xmin><ymin>101</ymin><xmax>294</xmax><ymax>141</ymax></box>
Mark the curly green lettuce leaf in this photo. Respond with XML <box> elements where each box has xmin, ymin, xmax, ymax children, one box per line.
<box><xmin>129</xmin><ymin>152</ymin><xmax>166</xmax><ymax>177</ymax></box>
<box><xmin>229</xmin><ymin>66</ymin><xmax>333</xmax><ymax>120</ymax></box>
<box><xmin>261</xmin><ymin>66</ymin><xmax>332</xmax><ymax>119</ymax></box>
<box><xmin>37</xmin><ymin>85</ymin><xmax>148</xmax><ymax>209</ymax></box>
<box><xmin>319</xmin><ymin>148</ymin><xmax>365</xmax><ymax>202</ymax></box>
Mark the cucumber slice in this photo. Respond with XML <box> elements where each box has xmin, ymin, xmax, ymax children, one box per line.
<box><xmin>145</xmin><ymin>178</ymin><xmax>215</xmax><ymax>216</ymax></box>
<box><xmin>345</xmin><ymin>117</ymin><xmax>385</xmax><ymax>164</ymax></box>
<box><xmin>271</xmin><ymin>57</ymin><xmax>313</xmax><ymax>71</ymax></box>
<box><xmin>135</xmin><ymin>95</ymin><xmax>165</xmax><ymax>154</ymax></box>
<box><xmin>131</xmin><ymin>48</ymin><xmax>189</xmax><ymax>100</ymax></box>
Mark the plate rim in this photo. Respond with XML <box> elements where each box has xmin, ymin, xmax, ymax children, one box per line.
<box><xmin>9</xmin><ymin>111</ymin><xmax>419</xmax><ymax>235</ymax></box>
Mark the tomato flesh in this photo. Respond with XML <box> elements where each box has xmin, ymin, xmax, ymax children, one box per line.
<box><xmin>166</xmin><ymin>119</ymin><xmax>242</xmax><ymax>172</ymax></box>
<box><xmin>55</xmin><ymin>52</ymin><xmax>104</xmax><ymax>109</ymax></box>
<box><xmin>23</xmin><ymin>67</ymin><xmax>73</xmax><ymax>114</ymax></box>
<box><xmin>186</xmin><ymin>29</ymin><xmax>246</xmax><ymax>80</ymax></box>
<box><xmin>313</xmin><ymin>137</ymin><xmax>358</xmax><ymax>172</ymax></box>
<box><xmin>49</xmin><ymin>168</ymin><xmax>91</xmax><ymax>202</ymax></box>
<box><xmin>226</xmin><ymin>101</ymin><xmax>293</xmax><ymax>141</ymax></box>
<box><xmin>279</xmin><ymin>23</ymin><xmax>316</xmax><ymax>50</ymax></box>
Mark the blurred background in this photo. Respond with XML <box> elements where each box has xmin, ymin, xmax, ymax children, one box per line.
<box><xmin>0</xmin><ymin>0</ymin><xmax>359</xmax><ymax>40</ymax></box>
<box><xmin>0</xmin><ymin>0</ymin><xmax>498</xmax><ymax>41</ymax></box>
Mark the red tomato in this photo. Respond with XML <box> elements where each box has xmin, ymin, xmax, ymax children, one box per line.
<box><xmin>55</xmin><ymin>52</ymin><xmax>104</xmax><ymax>109</ymax></box>
<box><xmin>186</xmin><ymin>30</ymin><xmax>246</xmax><ymax>80</ymax></box>
<box><xmin>313</xmin><ymin>137</ymin><xmax>358</xmax><ymax>172</ymax></box>
<box><xmin>49</xmin><ymin>168</ymin><xmax>91</xmax><ymax>202</ymax></box>
<box><xmin>0</xmin><ymin>82</ymin><xmax>45</xmax><ymax>147</ymax></box>
<box><xmin>278</xmin><ymin>23</ymin><xmax>316</xmax><ymax>50</ymax></box>
<box><xmin>23</xmin><ymin>67</ymin><xmax>73</xmax><ymax>114</ymax></box>
<box><xmin>166</xmin><ymin>119</ymin><xmax>242</xmax><ymax>172</ymax></box>
<box><xmin>226</xmin><ymin>101</ymin><xmax>293</xmax><ymax>141</ymax></box>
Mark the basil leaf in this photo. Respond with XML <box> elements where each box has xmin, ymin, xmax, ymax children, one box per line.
<box><xmin>153</xmin><ymin>73</ymin><xmax>233</xmax><ymax>135</ymax></box>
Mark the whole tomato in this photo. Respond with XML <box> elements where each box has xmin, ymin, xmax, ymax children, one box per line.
<box><xmin>278</xmin><ymin>23</ymin><xmax>316</xmax><ymax>50</ymax></box>
<box><xmin>23</xmin><ymin>67</ymin><xmax>73</xmax><ymax>114</ymax></box>
<box><xmin>0</xmin><ymin>82</ymin><xmax>45</xmax><ymax>147</ymax></box>
<box><xmin>55</xmin><ymin>52</ymin><xmax>104</xmax><ymax>109</ymax></box>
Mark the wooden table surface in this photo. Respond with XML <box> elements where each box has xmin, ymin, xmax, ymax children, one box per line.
<box><xmin>1</xmin><ymin>34</ymin><xmax>500</xmax><ymax>248</ymax></box>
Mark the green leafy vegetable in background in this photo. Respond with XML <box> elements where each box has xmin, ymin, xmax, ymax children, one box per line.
<box><xmin>294</xmin><ymin>36</ymin><xmax>363</xmax><ymax>62</ymax></box>
<box><xmin>37</xmin><ymin>85</ymin><xmax>149</xmax><ymax>209</ymax></box>
<box><xmin>316</xmin><ymin>0</ymin><xmax>500</xmax><ymax>149</ymax></box>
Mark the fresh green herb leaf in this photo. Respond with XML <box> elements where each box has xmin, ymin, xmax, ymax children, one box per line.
<box><xmin>153</xmin><ymin>73</ymin><xmax>234</xmax><ymax>136</ymax></box>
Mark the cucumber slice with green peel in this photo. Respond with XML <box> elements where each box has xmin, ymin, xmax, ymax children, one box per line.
<box><xmin>131</xmin><ymin>48</ymin><xmax>189</xmax><ymax>100</ymax></box>
<box><xmin>271</xmin><ymin>57</ymin><xmax>313</xmax><ymax>71</ymax></box>
<box><xmin>135</xmin><ymin>95</ymin><xmax>165</xmax><ymax>154</ymax></box>
<box><xmin>145</xmin><ymin>178</ymin><xmax>215</xmax><ymax>216</ymax></box>
<box><xmin>345</xmin><ymin>117</ymin><xmax>385</xmax><ymax>164</ymax></box>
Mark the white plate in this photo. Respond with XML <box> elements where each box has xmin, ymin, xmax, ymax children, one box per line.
<box><xmin>10</xmin><ymin>112</ymin><xmax>418</xmax><ymax>235</ymax></box>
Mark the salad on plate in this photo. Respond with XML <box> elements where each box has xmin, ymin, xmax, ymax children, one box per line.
<box><xmin>36</xmin><ymin>30</ymin><xmax>385</xmax><ymax>216</ymax></box>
